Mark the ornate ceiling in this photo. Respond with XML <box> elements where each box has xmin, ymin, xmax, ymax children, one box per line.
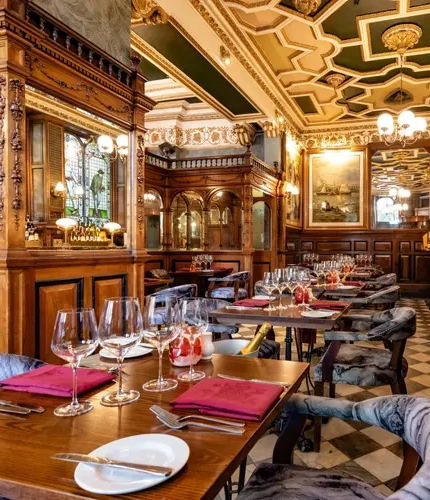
<box><xmin>131</xmin><ymin>0</ymin><xmax>430</xmax><ymax>135</ymax></box>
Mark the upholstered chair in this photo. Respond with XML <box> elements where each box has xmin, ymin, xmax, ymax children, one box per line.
<box><xmin>206</xmin><ymin>271</ymin><xmax>250</xmax><ymax>302</ymax></box>
<box><xmin>363</xmin><ymin>272</ymin><xmax>397</xmax><ymax>291</ymax></box>
<box><xmin>313</xmin><ymin>306</ymin><xmax>416</xmax><ymax>451</ymax></box>
<box><xmin>237</xmin><ymin>394</ymin><xmax>428</xmax><ymax>500</ymax></box>
<box><xmin>202</xmin><ymin>298</ymin><xmax>241</xmax><ymax>339</ymax></box>
<box><xmin>151</xmin><ymin>283</ymin><xmax>197</xmax><ymax>302</ymax></box>
<box><xmin>0</xmin><ymin>353</ymin><xmax>46</xmax><ymax>381</ymax></box>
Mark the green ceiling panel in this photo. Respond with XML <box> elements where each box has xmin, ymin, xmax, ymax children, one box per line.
<box><xmin>294</xmin><ymin>96</ymin><xmax>318</xmax><ymax>114</ymax></box>
<box><xmin>407</xmin><ymin>53</ymin><xmax>430</xmax><ymax>66</ymax></box>
<box><xmin>370</xmin><ymin>16</ymin><xmax>430</xmax><ymax>54</ymax></box>
<box><xmin>410</xmin><ymin>0</ymin><xmax>430</xmax><ymax>6</ymax></box>
<box><xmin>342</xmin><ymin>86</ymin><xmax>365</xmax><ymax>100</ymax></box>
<box><xmin>132</xmin><ymin>22</ymin><xmax>258</xmax><ymax>116</ymax></box>
<box><xmin>334</xmin><ymin>46</ymin><xmax>395</xmax><ymax>72</ymax></box>
<box><xmin>347</xmin><ymin>103</ymin><xmax>368</xmax><ymax>113</ymax></box>
<box><xmin>322</xmin><ymin>0</ymin><xmax>397</xmax><ymax>40</ymax></box>
<box><xmin>139</xmin><ymin>56</ymin><xmax>167</xmax><ymax>81</ymax></box>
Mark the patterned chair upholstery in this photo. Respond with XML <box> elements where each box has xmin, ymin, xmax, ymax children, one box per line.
<box><xmin>207</xmin><ymin>271</ymin><xmax>250</xmax><ymax>302</ymax></box>
<box><xmin>238</xmin><ymin>394</ymin><xmax>429</xmax><ymax>500</ymax></box>
<box><xmin>313</xmin><ymin>306</ymin><xmax>416</xmax><ymax>451</ymax></box>
<box><xmin>204</xmin><ymin>298</ymin><xmax>240</xmax><ymax>339</ymax></box>
<box><xmin>151</xmin><ymin>283</ymin><xmax>197</xmax><ymax>303</ymax></box>
<box><xmin>0</xmin><ymin>353</ymin><xmax>46</xmax><ymax>381</ymax></box>
<box><xmin>148</xmin><ymin>268</ymin><xmax>171</xmax><ymax>279</ymax></box>
<box><xmin>363</xmin><ymin>273</ymin><xmax>397</xmax><ymax>291</ymax></box>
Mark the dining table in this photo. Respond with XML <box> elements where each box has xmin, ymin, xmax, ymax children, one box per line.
<box><xmin>170</xmin><ymin>267</ymin><xmax>233</xmax><ymax>296</ymax></box>
<box><xmin>0</xmin><ymin>353</ymin><xmax>308</xmax><ymax>500</ymax></box>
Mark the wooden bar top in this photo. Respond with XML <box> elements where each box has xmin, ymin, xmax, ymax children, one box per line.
<box><xmin>0</xmin><ymin>354</ymin><xmax>308</xmax><ymax>500</ymax></box>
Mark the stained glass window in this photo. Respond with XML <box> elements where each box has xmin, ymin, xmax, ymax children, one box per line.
<box><xmin>64</xmin><ymin>132</ymin><xmax>111</xmax><ymax>223</ymax></box>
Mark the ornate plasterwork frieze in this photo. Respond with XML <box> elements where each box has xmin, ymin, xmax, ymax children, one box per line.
<box><xmin>145</xmin><ymin>125</ymin><xmax>240</xmax><ymax>148</ymax></box>
<box><xmin>131</xmin><ymin>0</ymin><xmax>169</xmax><ymax>25</ymax></box>
<box><xmin>300</xmin><ymin>126</ymin><xmax>382</xmax><ymax>149</ymax></box>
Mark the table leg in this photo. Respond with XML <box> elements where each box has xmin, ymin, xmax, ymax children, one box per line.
<box><xmin>284</xmin><ymin>327</ymin><xmax>293</xmax><ymax>360</ymax></box>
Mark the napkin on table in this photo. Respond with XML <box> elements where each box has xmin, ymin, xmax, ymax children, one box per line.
<box><xmin>309</xmin><ymin>300</ymin><xmax>349</xmax><ymax>311</ymax></box>
<box><xmin>0</xmin><ymin>364</ymin><xmax>116</xmax><ymax>397</ymax></box>
<box><xmin>232</xmin><ymin>298</ymin><xmax>270</xmax><ymax>308</ymax></box>
<box><xmin>342</xmin><ymin>281</ymin><xmax>363</xmax><ymax>287</ymax></box>
<box><xmin>171</xmin><ymin>377</ymin><xmax>283</xmax><ymax>421</ymax></box>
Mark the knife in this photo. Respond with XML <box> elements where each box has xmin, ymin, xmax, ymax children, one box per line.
<box><xmin>0</xmin><ymin>403</ymin><xmax>31</xmax><ymax>415</ymax></box>
<box><xmin>217</xmin><ymin>374</ymin><xmax>290</xmax><ymax>387</ymax></box>
<box><xmin>0</xmin><ymin>399</ymin><xmax>45</xmax><ymax>413</ymax></box>
<box><xmin>51</xmin><ymin>453</ymin><xmax>173</xmax><ymax>476</ymax></box>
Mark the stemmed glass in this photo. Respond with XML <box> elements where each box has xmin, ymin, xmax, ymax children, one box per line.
<box><xmin>261</xmin><ymin>272</ymin><xmax>278</xmax><ymax>311</ymax></box>
<box><xmin>178</xmin><ymin>298</ymin><xmax>208</xmax><ymax>382</ymax></box>
<box><xmin>207</xmin><ymin>255</ymin><xmax>214</xmax><ymax>269</ymax></box>
<box><xmin>276</xmin><ymin>269</ymin><xmax>289</xmax><ymax>310</ymax></box>
<box><xmin>285</xmin><ymin>267</ymin><xmax>299</xmax><ymax>310</ymax></box>
<box><xmin>142</xmin><ymin>295</ymin><xmax>181</xmax><ymax>392</ymax></box>
<box><xmin>51</xmin><ymin>308</ymin><xmax>99</xmax><ymax>417</ymax></box>
<box><xmin>98</xmin><ymin>297</ymin><xmax>143</xmax><ymax>406</ymax></box>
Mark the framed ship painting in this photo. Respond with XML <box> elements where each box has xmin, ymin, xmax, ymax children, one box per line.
<box><xmin>306</xmin><ymin>149</ymin><xmax>366</xmax><ymax>229</ymax></box>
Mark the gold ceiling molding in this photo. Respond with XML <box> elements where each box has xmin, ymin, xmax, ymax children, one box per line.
<box><xmin>382</xmin><ymin>23</ymin><xmax>422</xmax><ymax>54</ymax></box>
<box><xmin>190</xmin><ymin>0</ymin><xmax>302</xmax><ymax>133</ymax></box>
<box><xmin>326</xmin><ymin>73</ymin><xmax>346</xmax><ymax>89</ymax></box>
<box><xmin>25</xmin><ymin>87</ymin><xmax>125</xmax><ymax>137</ymax></box>
<box><xmin>292</xmin><ymin>0</ymin><xmax>321</xmax><ymax>16</ymax></box>
<box><xmin>145</xmin><ymin>124</ymin><xmax>240</xmax><ymax>149</ymax></box>
<box><xmin>131</xmin><ymin>0</ymin><xmax>169</xmax><ymax>25</ymax></box>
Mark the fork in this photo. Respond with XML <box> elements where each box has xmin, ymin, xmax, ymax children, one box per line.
<box><xmin>150</xmin><ymin>405</ymin><xmax>245</xmax><ymax>428</ymax></box>
<box><xmin>155</xmin><ymin>413</ymin><xmax>245</xmax><ymax>435</ymax></box>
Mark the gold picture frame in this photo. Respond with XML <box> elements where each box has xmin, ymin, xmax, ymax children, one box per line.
<box><xmin>305</xmin><ymin>148</ymin><xmax>368</xmax><ymax>230</ymax></box>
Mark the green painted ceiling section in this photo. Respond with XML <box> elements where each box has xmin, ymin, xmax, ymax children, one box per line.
<box><xmin>334</xmin><ymin>46</ymin><xmax>395</xmax><ymax>72</ymax></box>
<box><xmin>322</xmin><ymin>0</ymin><xmax>397</xmax><ymax>40</ymax></box>
<box><xmin>410</xmin><ymin>0</ymin><xmax>430</xmax><ymax>6</ymax></box>
<box><xmin>140</xmin><ymin>56</ymin><xmax>167</xmax><ymax>81</ymax></box>
<box><xmin>132</xmin><ymin>22</ymin><xmax>259</xmax><ymax>116</ymax></box>
<box><xmin>370</xmin><ymin>17</ymin><xmax>430</xmax><ymax>54</ymax></box>
<box><xmin>361</xmin><ymin>67</ymin><xmax>430</xmax><ymax>84</ymax></box>
<box><xmin>407</xmin><ymin>53</ymin><xmax>430</xmax><ymax>66</ymax></box>
<box><xmin>294</xmin><ymin>96</ymin><xmax>317</xmax><ymax>114</ymax></box>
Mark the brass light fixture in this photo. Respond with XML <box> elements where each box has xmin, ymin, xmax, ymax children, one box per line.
<box><xmin>326</xmin><ymin>73</ymin><xmax>346</xmax><ymax>90</ymax></box>
<box><xmin>220</xmin><ymin>46</ymin><xmax>231</xmax><ymax>66</ymax></box>
<box><xmin>51</xmin><ymin>181</ymin><xmax>66</xmax><ymax>198</ymax></box>
<box><xmin>292</xmin><ymin>0</ymin><xmax>321</xmax><ymax>16</ymax></box>
<box><xmin>377</xmin><ymin>24</ymin><xmax>427</xmax><ymax>147</ymax></box>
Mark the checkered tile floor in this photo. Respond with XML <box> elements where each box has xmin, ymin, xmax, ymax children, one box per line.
<box><xmin>215</xmin><ymin>298</ymin><xmax>430</xmax><ymax>499</ymax></box>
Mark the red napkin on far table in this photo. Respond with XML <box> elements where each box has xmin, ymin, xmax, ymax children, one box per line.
<box><xmin>171</xmin><ymin>377</ymin><xmax>283</xmax><ymax>421</ymax></box>
<box><xmin>0</xmin><ymin>364</ymin><xmax>116</xmax><ymax>397</ymax></box>
<box><xmin>309</xmin><ymin>300</ymin><xmax>349</xmax><ymax>310</ymax></box>
<box><xmin>232</xmin><ymin>298</ymin><xmax>270</xmax><ymax>308</ymax></box>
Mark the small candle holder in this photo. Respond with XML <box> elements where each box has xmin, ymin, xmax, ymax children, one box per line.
<box><xmin>55</xmin><ymin>218</ymin><xmax>78</xmax><ymax>249</ymax></box>
<box><xmin>103</xmin><ymin>222</ymin><xmax>121</xmax><ymax>248</ymax></box>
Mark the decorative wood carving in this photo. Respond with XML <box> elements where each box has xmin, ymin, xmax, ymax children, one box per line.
<box><xmin>131</xmin><ymin>0</ymin><xmax>169</xmax><ymax>25</ymax></box>
<box><xmin>9</xmin><ymin>78</ymin><xmax>24</xmax><ymax>230</ymax></box>
<box><xmin>136</xmin><ymin>134</ymin><xmax>145</xmax><ymax>235</ymax></box>
<box><xmin>0</xmin><ymin>76</ymin><xmax>6</xmax><ymax>232</ymax></box>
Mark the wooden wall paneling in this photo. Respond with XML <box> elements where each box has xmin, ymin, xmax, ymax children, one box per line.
<box><xmin>374</xmin><ymin>241</ymin><xmax>392</xmax><ymax>252</ymax></box>
<box><xmin>316</xmin><ymin>241</ymin><xmax>352</xmax><ymax>253</ymax></box>
<box><xmin>354</xmin><ymin>241</ymin><xmax>368</xmax><ymax>251</ymax></box>
<box><xmin>301</xmin><ymin>241</ymin><xmax>313</xmax><ymax>250</ymax></box>
<box><xmin>415</xmin><ymin>241</ymin><xmax>424</xmax><ymax>252</ymax></box>
<box><xmin>374</xmin><ymin>255</ymin><xmax>392</xmax><ymax>274</ymax></box>
<box><xmin>399</xmin><ymin>255</ymin><xmax>411</xmax><ymax>281</ymax></box>
<box><xmin>35</xmin><ymin>278</ymin><xmax>84</xmax><ymax>363</ymax></box>
<box><xmin>399</xmin><ymin>241</ymin><xmax>411</xmax><ymax>253</ymax></box>
<box><xmin>92</xmin><ymin>274</ymin><xmax>128</xmax><ymax>321</ymax></box>
<box><xmin>415</xmin><ymin>255</ymin><xmax>430</xmax><ymax>283</ymax></box>
<box><xmin>145</xmin><ymin>258</ymin><xmax>167</xmax><ymax>275</ymax></box>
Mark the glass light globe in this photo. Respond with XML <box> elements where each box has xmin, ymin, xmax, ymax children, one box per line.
<box><xmin>286</xmin><ymin>183</ymin><xmax>293</xmax><ymax>193</ymax></box>
<box><xmin>402</xmin><ymin>203</ymin><xmax>409</xmax><ymax>211</ymax></box>
<box><xmin>414</xmin><ymin>116</ymin><xmax>427</xmax><ymax>132</ymax></box>
<box><xmin>97</xmin><ymin>135</ymin><xmax>114</xmax><ymax>154</ymax></box>
<box><xmin>389</xmin><ymin>188</ymin><xmax>398</xmax><ymax>198</ymax></box>
<box><xmin>116</xmin><ymin>134</ymin><xmax>129</xmax><ymax>156</ymax></box>
<box><xmin>377</xmin><ymin>113</ymin><xmax>394</xmax><ymax>134</ymax></box>
<box><xmin>292</xmin><ymin>186</ymin><xmax>300</xmax><ymax>195</ymax></box>
<box><xmin>75</xmin><ymin>185</ymin><xmax>84</xmax><ymax>196</ymax></box>
<box><xmin>403</xmin><ymin>189</ymin><xmax>411</xmax><ymax>198</ymax></box>
<box><xmin>398</xmin><ymin>110</ymin><xmax>415</xmax><ymax>129</ymax></box>
<box><xmin>56</xmin><ymin>218</ymin><xmax>77</xmax><ymax>230</ymax></box>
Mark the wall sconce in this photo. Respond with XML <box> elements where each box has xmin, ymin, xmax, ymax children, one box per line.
<box><xmin>56</xmin><ymin>217</ymin><xmax>77</xmax><ymax>249</ymax></box>
<box><xmin>220</xmin><ymin>45</ymin><xmax>231</xmax><ymax>66</ymax></box>
<box><xmin>51</xmin><ymin>181</ymin><xmax>66</xmax><ymax>198</ymax></box>
<box><xmin>103</xmin><ymin>222</ymin><xmax>121</xmax><ymax>248</ymax></box>
<box><xmin>97</xmin><ymin>134</ymin><xmax>129</xmax><ymax>161</ymax></box>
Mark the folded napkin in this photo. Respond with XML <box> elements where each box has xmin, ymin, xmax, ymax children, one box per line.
<box><xmin>309</xmin><ymin>300</ymin><xmax>349</xmax><ymax>311</ymax></box>
<box><xmin>232</xmin><ymin>298</ymin><xmax>270</xmax><ymax>308</ymax></box>
<box><xmin>171</xmin><ymin>378</ymin><xmax>283</xmax><ymax>421</ymax></box>
<box><xmin>0</xmin><ymin>364</ymin><xmax>115</xmax><ymax>397</ymax></box>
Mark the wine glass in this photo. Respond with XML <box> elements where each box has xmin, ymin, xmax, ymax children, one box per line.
<box><xmin>98</xmin><ymin>297</ymin><xmax>143</xmax><ymax>406</ymax></box>
<box><xmin>142</xmin><ymin>295</ymin><xmax>181</xmax><ymax>392</ymax></box>
<box><xmin>207</xmin><ymin>255</ymin><xmax>214</xmax><ymax>269</ymax></box>
<box><xmin>51</xmin><ymin>308</ymin><xmax>99</xmax><ymax>417</ymax></box>
<box><xmin>261</xmin><ymin>272</ymin><xmax>278</xmax><ymax>311</ymax></box>
<box><xmin>178</xmin><ymin>298</ymin><xmax>208</xmax><ymax>382</ymax></box>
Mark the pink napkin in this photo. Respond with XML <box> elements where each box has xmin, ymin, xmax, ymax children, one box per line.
<box><xmin>310</xmin><ymin>300</ymin><xmax>349</xmax><ymax>310</ymax></box>
<box><xmin>232</xmin><ymin>298</ymin><xmax>270</xmax><ymax>308</ymax></box>
<box><xmin>0</xmin><ymin>364</ymin><xmax>116</xmax><ymax>397</ymax></box>
<box><xmin>171</xmin><ymin>378</ymin><xmax>283</xmax><ymax>421</ymax></box>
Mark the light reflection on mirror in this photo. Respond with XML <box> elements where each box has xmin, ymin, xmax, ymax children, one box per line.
<box><xmin>371</xmin><ymin>148</ymin><xmax>429</xmax><ymax>229</ymax></box>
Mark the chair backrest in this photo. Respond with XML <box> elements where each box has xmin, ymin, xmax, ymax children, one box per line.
<box><xmin>354</xmin><ymin>284</ymin><xmax>400</xmax><ymax>305</ymax></box>
<box><xmin>368</xmin><ymin>306</ymin><xmax>416</xmax><ymax>342</ymax></box>
<box><xmin>283</xmin><ymin>394</ymin><xmax>429</xmax><ymax>499</ymax></box>
<box><xmin>151</xmin><ymin>283</ymin><xmax>197</xmax><ymax>303</ymax></box>
<box><xmin>222</xmin><ymin>271</ymin><xmax>250</xmax><ymax>287</ymax></box>
<box><xmin>0</xmin><ymin>353</ymin><xmax>46</xmax><ymax>381</ymax></box>
<box><xmin>375</xmin><ymin>272</ymin><xmax>397</xmax><ymax>285</ymax></box>
<box><xmin>149</xmin><ymin>269</ymin><xmax>170</xmax><ymax>279</ymax></box>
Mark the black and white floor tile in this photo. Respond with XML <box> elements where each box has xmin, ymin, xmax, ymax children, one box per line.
<box><xmin>215</xmin><ymin>298</ymin><xmax>430</xmax><ymax>499</ymax></box>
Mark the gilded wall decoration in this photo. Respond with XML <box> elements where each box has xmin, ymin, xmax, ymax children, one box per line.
<box><xmin>9</xmin><ymin>79</ymin><xmax>24</xmax><ymax>230</ymax></box>
<box><xmin>0</xmin><ymin>77</ymin><xmax>6</xmax><ymax>232</ymax></box>
<box><xmin>131</xmin><ymin>0</ymin><xmax>169</xmax><ymax>25</ymax></box>
<box><xmin>32</xmin><ymin>0</ymin><xmax>131</xmax><ymax>65</ymax></box>
<box><xmin>285</xmin><ymin>145</ymin><xmax>302</xmax><ymax>229</ymax></box>
<box><xmin>145</xmin><ymin>125</ymin><xmax>239</xmax><ymax>148</ymax></box>
<box><xmin>301</xmin><ymin>128</ymin><xmax>382</xmax><ymax>150</ymax></box>
<box><xmin>136</xmin><ymin>134</ymin><xmax>145</xmax><ymax>236</ymax></box>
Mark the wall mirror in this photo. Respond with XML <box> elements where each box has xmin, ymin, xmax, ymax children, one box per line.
<box><xmin>144</xmin><ymin>190</ymin><xmax>163</xmax><ymax>250</ymax></box>
<box><xmin>171</xmin><ymin>191</ymin><xmax>203</xmax><ymax>250</ymax></box>
<box><xmin>208</xmin><ymin>190</ymin><xmax>242</xmax><ymax>250</ymax></box>
<box><xmin>252</xmin><ymin>189</ymin><xmax>271</xmax><ymax>250</ymax></box>
<box><xmin>371</xmin><ymin>147</ymin><xmax>430</xmax><ymax>229</ymax></box>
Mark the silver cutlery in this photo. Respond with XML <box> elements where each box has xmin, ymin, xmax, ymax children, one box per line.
<box><xmin>150</xmin><ymin>405</ymin><xmax>245</xmax><ymax>428</ymax></box>
<box><xmin>155</xmin><ymin>413</ymin><xmax>245</xmax><ymax>435</ymax></box>
<box><xmin>51</xmin><ymin>453</ymin><xmax>172</xmax><ymax>476</ymax></box>
<box><xmin>217</xmin><ymin>373</ymin><xmax>290</xmax><ymax>387</ymax></box>
<box><xmin>0</xmin><ymin>403</ymin><xmax>31</xmax><ymax>415</ymax></box>
<box><xmin>0</xmin><ymin>399</ymin><xmax>44</xmax><ymax>413</ymax></box>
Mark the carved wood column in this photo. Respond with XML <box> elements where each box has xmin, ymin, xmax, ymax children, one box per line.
<box><xmin>163</xmin><ymin>207</ymin><xmax>173</xmax><ymax>251</ymax></box>
<box><xmin>202</xmin><ymin>208</ymin><xmax>209</xmax><ymax>251</ymax></box>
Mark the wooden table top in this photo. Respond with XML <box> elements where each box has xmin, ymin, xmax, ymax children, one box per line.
<box><xmin>320</xmin><ymin>283</ymin><xmax>364</xmax><ymax>298</ymax></box>
<box><xmin>210</xmin><ymin>298</ymin><xmax>351</xmax><ymax>329</ymax></box>
<box><xmin>0</xmin><ymin>354</ymin><xmax>308</xmax><ymax>500</ymax></box>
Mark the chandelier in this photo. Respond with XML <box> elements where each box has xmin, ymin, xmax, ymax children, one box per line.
<box><xmin>292</xmin><ymin>0</ymin><xmax>321</xmax><ymax>16</ymax></box>
<box><xmin>377</xmin><ymin>24</ymin><xmax>426</xmax><ymax>147</ymax></box>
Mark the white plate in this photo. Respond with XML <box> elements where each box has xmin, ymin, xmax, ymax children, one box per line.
<box><xmin>301</xmin><ymin>310</ymin><xmax>334</xmax><ymax>318</ymax></box>
<box><xmin>99</xmin><ymin>345</ymin><xmax>152</xmax><ymax>359</ymax></box>
<box><xmin>252</xmin><ymin>295</ymin><xmax>272</xmax><ymax>300</ymax></box>
<box><xmin>74</xmin><ymin>434</ymin><xmax>190</xmax><ymax>495</ymax></box>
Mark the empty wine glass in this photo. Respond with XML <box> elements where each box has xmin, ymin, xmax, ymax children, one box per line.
<box><xmin>51</xmin><ymin>308</ymin><xmax>99</xmax><ymax>417</ymax></box>
<box><xmin>207</xmin><ymin>255</ymin><xmax>214</xmax><ymax>269</ymax></box>
<box><xmin>261</xmin><ymin>272</ymin><xmax>278</xmax><ymax>311</ymax></box>
<box><xmin>142</xmin><ymin>295</ymin><xmax>181</xmax><ymax>392</ymax></box>
<box><xmin>98</xmin><ymin>297</ymin><xmax>143</xmax><ymax>406</ymax></box>
<box><xmin>178</xmin><ymin>298</ymin><xmax>208</xmax><ymax>382</ymax></box>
